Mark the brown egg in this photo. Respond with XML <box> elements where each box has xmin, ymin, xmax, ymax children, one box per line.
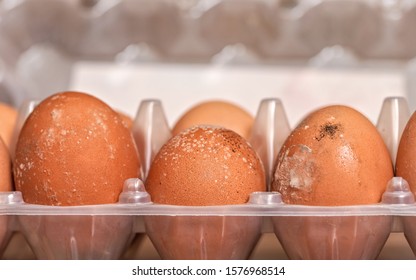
<box><xmin>271</xmin><ymin>105</ymin><xmax>393</xmax><ymax>206</ymax></box>
<box><xmin>145</xmin><ymin>125</ymin><xmax>266</xmax><ymax>206</ymax></box>
<box><xmin>172</xmin><ymin>100</ymin><xmax>254</xmax><ymax>139</ymax></box>
<box><xmin>0</xmin><ymin>102</ymin><xmax>18</xmax><ymax>150</ymax></box>
<box><xmin>0</xmin><ymin>137</ymin><xmax>12</xmax><ymax>192</ymax></box>
<box><xmin>396</xmin><ymin>111</ymin><xmax>416</xmax><ymax>193</ymax></box>
<box><xmin>14</xmin><ymin>91</ymin><xmax>141</xmax><ymax>206</ymax></box>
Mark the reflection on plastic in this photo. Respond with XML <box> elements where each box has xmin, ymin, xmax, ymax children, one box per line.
<box><xmin>118</xmin><ymin>178</ymin><xmax>152</xmax><ymax>204</ymax></box>
<box><xmin>249</xmin><ymin>98</ymin><xmax>291</xmax><ymax>191</ymax></box>
<box><xmin>132</xmin><ymin>99</ymin><xmax>171</xmax><ymax>180</ymax></box>
<box><xmin>376</xmin><ymin>97</ymin><xmax>410</xmax><ymax>166</ymax></box>
<box><xmin>382</xmin><ymin>177</ymin><xmax>415</xmax><ymax>205</ymax></box>
<box><xmin>9</xmin><ymin>100</ymin><xmax>39</xmax><ymax>160</ymax></box>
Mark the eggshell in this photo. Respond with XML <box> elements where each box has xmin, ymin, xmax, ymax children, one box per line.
<box><xmin>0</xmin><ymin>102</ymin><xmax>18</xmax><ymax>150</ymax></box>
<box><xmin>396</xmin><ymin>111</ymin><xmax>416</xmax><ymax>194</ymax></box>
<box><xmin>117</xmin><ymin>110</ymin><xmax>133</xmax><ymax>130</ymax></box>
<box><xmin>271</xmin><ymin>105</ymin><xmax>393</xmax><ymax>206</ymax></box>
<box><xmin>172</xmin><ymin>100</ymin><xmax>254</xmax><ymax>139</ymax></box>
<box><xmin>0</xmin><ymin>137</ymin><xmax>12</xmax><ymax>192</ymax></box>
<box><xmin>14</xmin><ymin>91</ymin><xmax>141</xmax><ymax>206</ymax></box>
<box><xmin>145</xmin><ymin>125</ymin><xmax>266</xmax><ymax>206</ymax></box>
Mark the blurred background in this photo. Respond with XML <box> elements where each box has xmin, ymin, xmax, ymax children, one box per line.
<box><xmin>0</xmin><ymin>0</ymin><xmax>414</xmax><ymax>125</ymax></box>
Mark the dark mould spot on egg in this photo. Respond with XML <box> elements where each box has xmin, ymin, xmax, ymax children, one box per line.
<box><xmin>315</xmin><ymin>122</ymin><xmax>342</xmax><ymax>141</ymax></box>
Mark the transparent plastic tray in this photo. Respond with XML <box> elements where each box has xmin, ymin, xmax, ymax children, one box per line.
<box><xmin>0</xmin><ymin>97</ymin><xmax>415</xmax><ymax>260</ymax></box>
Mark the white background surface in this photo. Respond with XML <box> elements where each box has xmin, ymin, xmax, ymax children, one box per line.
<box><xmin>0</xmin><ymin>259</ymin><xmax>414</xmax><ymax>279</ymax></box>
<box><xmin>70</xmin><ymin>62</ymin><xmax>406</xmax><ymax>129</ymax></box>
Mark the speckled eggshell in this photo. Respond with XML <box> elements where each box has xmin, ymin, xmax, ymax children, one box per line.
<box><xmin>117</xmin><ymin>111</ymin><xmax>133</xmax><ymax>130</ymax></box>
<box><xmin>271</xmin><ymin>105</ymin><xmax>393</xmax><ymax>206</ymax></box>
<box><xmin>0</xmin><ymin>137</ymin><xmax>12</xmax><ymax>192</ymax></box>
<box><xmin>14</xmin><ymin>91</ymin><xmax>141</xmax><ymax>206</ymax></box>
<box><xmin>172</xmin><ymin>100</ymin><xmax>254</xmax><ymax>139</ymax></box>
<box><xmin>145</xmin><ymin>125</ymin><xmax>266</xmax><ymax>206</ymax></box>
<box><xmin>396</xmin><ymin>111</ymin><xmax>416</xmax><ymax>194</ymax></box>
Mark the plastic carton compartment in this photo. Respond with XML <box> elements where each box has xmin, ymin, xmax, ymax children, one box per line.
<box><xmin>0</xmin><ymin>193</ymin><xmax>18</xmax><ymax>256</ymax></box>
<box><xmin>19</xmin><ymin>214</ymin><xmax>134</xmax><ymax>260</ymax></box>
<box><xmin>0</xmin><ymin>96</ymin><xmax>415</xmax><ymax>260</ymax></box>
<box><xmin>402</xmin><ymin>217</ymin><xmax>416</xmax><ymax>256</ymax></box>
<box><xmin>145</xmin><ymin>216</ymin><xmax>262</xmax><ymax>260</ymax></box>
<box><xmin>273</xmin><ymin>215</ymin><xmax>392</xmax><ymax>260</ymax></box>
<box><xmin>0</xmin><ymin>215</ymin><xmax>10</xmax><ymax>255</ymax></box>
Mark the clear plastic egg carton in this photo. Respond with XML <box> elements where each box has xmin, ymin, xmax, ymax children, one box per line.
<box><xmin>1</xmin><ymin>0</ymin><xmax>416</xmax><ymax>64</ymax></box>
<box><xmin>1</xmin><ymin>0</ymin><xmax>416</xmax><ymax>106</ymax></box>
<box><xmin>1</xmin><ymin>0</ymin><xmax>416</xmax><ymax>260</ymax></box>
<box><xmin>0</xmin><ymin>96</ymin><xmax>414</xmax><ymax>260</ymax></box>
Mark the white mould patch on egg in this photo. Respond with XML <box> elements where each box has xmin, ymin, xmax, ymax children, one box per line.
<box><xmin>35</xmin><ymin>147</ymin><xmax>45</xmax><ymax>160</ymax></box>
<box><xmin>15</xmin><ymin>168</ymin><xmax>23</xmax><ymax>178</ymax></box>
<box><xmin>93</xmin><ymin>111</ymin><xmax>109</xmax><ymax>132</ymax></box>
<box><xmin>27</xmin><ymin>162</ymin><xmax>34</xmax><ymax>170</ymax></box>
<box><xmin>45</xmin><ymin>128</ymin><xmax>56</xmax><ymax>147</ymax></box>
<box><xmin>108</xmin><ymin>145</ymin><xmax>116</xmax><ymax>160</ymax></box>
<box><xmin>51</xmin><ymin>94</ymin><xmax>65</xmax><ymax>101</ymax></box>
<box><xmin>51</xmin><ymin>108</ymin><xmax>62</xmax><ymax>121</ymax></box>
<box><xmin>275</xmin><ymin>144</ymin><xmax>316</xmax><ymax>194</ymax></box>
